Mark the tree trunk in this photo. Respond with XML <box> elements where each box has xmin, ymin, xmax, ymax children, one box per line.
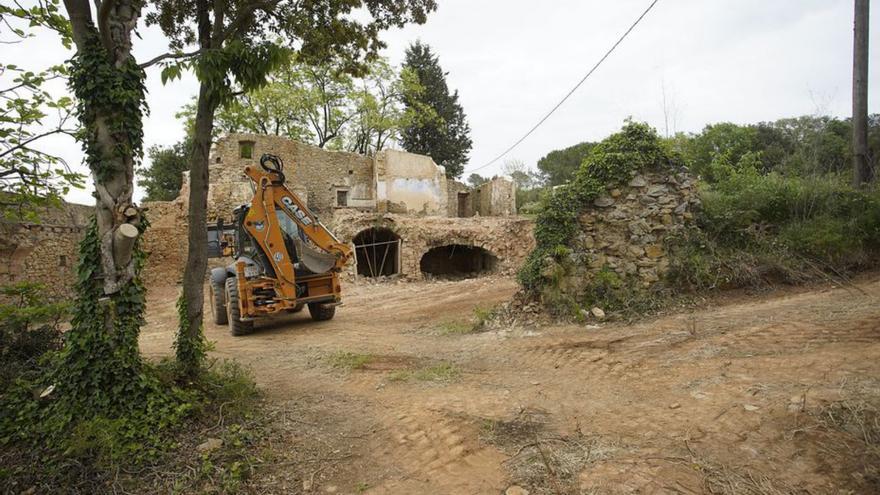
<box><xmin>64</xmin><ymin>0</ymin><xmax>144</xmax><ymax>295</ymax></box>
<box><xmin>853</xmin><ymin>0</ymin><xmax>872</xmax><ymax>187</ymax></box>
<box><xmin>178</xmin><ymin>83</ymin><xmax>216</xmax><ymax>374</ymax></box>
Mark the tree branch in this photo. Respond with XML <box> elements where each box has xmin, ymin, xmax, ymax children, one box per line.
<box><xmin>138</xmin><ymin>49</ymin><xmax>203</xmax><ymax>69</ymax></box>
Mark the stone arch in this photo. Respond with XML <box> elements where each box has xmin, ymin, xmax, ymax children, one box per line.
<box><xmin>419</xmin><ymin>244</ymin><xmax>498</xmax><ymax>279</ymax></box>
<box><xmin>352</xmin><ymin>227</ymin><xmax>400</xmax><ymax>277</ymax></box>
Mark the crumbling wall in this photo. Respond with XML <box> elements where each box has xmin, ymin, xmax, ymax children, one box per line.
<box><xmin>331</xmin><ymin>210</ymin><xmax>535</xmax><ymax>279</ymax></box>
<box><xmin>375</xmin><ymin>149</ymin><xmax>448</xmax><ymax>216</ymax></box>
<box><xmin>566</xmin><ymin>170</ymin><xmax>698</xmax><ymax>288</ymax></box>
<box><xmin>0</xmin><ymin>202</ymin><xmax>92</xmax><ymax>297</ymax></box>
<box><xmin>141</xmin><ymin>200</ymin><xmax>188</xmax><ymax>288</ymax></box>
<box><xmin>199</xmin><ymin>133</ymin><xmax>375</xmax><ymax>219</ymax></box>
<box><xmin>446</xmin><ymin>180</ymin><xmax>472</xmax><ymax>217</ymax></box>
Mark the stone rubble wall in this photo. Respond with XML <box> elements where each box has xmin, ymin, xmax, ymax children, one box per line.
<box><xmin>330</xmin><ymin>210</ymin><xmax>535</xmax><ymax>279</ymax></box>
<box><xmin>0</xmin><ymin>202</ymin><xmax>92</xmax><ymax>298</ymax></box>
<box><xmin>566</xmin><ymin>169</ymin><xmax>699</xmax><ymax>289</ymax></box>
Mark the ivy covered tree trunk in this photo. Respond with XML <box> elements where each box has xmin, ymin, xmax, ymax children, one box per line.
<box><xmin>59</xmin><ymin>0</ymin><xmax>151</xmax><ymax>409</ymax></box>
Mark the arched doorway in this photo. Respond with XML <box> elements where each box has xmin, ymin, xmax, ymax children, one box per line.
<box><xmin>353</xmin><ymin>227</ymin><xmax>400</xmax><ymax>277</ymax></box>
<box><xmin>419</xmin><ymin>244</ymin><xmax>498</xmax><ymax>279</ymax></box>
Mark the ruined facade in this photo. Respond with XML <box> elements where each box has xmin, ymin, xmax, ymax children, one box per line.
<box><xmin>0</xmin><ymin>202</ymin><xmax>92</xmax><ymax>297</ymax></box>
<box><xmin>552</xmin><ymin>169</ymin><xmax>699</xmax><ymax>296</ymax></box>
<box><xmin>0</xmin><ymin>134</ymin><xmax>526</xmax><ymax>294</ymax></box>
<box><xmin>194</xmin><ymin>134</ymin><xmax>517</xmax><ymax>221</ymax></box>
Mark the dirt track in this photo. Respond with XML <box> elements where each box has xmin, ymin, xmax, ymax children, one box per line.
<box><xmin>140</xmin><ymin>275</ymin><xmax>880</xmax><ymax>494</ymax></box>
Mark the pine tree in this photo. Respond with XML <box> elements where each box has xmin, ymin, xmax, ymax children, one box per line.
<box><xmin>401</xmin><ymin>41</ymin><xmax>472</xmax><ymax>178</ymax></box>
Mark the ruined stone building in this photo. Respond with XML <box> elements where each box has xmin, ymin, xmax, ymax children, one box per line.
<box><xmin>193</xmin><ymin>134</ymin><xmax>516</xmax><ymax>220</ymax></box>
<box><xmin>0</xmin><ymin>203</ymin><xmax>92</xmax><ymax>297</ymax></box>
<box><xmin>0</xmin><ymin>134</ymin><xmax>529</xmax><ymax>295</ymax></box>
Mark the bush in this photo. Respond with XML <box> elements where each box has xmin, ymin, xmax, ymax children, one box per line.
<box><xmin>668</xmin><ymin>170</ymin><xmax>880</xmax><ymax>291</ymax></box>
<box><xmin>0</xmin><ymin>283</ymin><xmax>68</xmax><ymax>389</ymax></box>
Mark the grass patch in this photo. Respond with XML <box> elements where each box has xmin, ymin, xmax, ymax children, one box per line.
<box><xmin>388</xmin><ymin>361</ymin><xmax>460</xmax><ymax>383</ymax></box>
<box><xmin>434</xmin><ymin>305</ymin><xmax>499</xmax><ymax>335</ymax></box>
<box><xmin>326</xmin><ymin>351</ymin><xmax>374</xmax><ymax>371</ymax></box>
<box><xmin>436</xmin><ymin>321</ymin><xmax>474</xmax><ymax>336</ymax></box>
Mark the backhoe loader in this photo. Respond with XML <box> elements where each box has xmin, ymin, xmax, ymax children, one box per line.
<box><xmin>209</xmin><ymin>154</ymin><xmax>352</xmax><ymax>335</ymax></box>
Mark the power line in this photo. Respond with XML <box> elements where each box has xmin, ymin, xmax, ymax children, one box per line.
<box><xmin>467</xmin><ymin>0</ymin><xmax>661</xmax><ymax>174</ymax></box>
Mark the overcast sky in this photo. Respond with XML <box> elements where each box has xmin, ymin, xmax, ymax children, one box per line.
<box><xmin>6</xmin><ymin>0</ymin><xmax>879</xmax><ymax>205</ymax></box>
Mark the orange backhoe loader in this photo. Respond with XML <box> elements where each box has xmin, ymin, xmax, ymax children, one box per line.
<box><xmin>209</xmin><ymin>154</ymin><xmax>352</xmax><ymax>335</ymax></box>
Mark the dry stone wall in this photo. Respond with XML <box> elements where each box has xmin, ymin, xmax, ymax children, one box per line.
<box><xmin>331</xmin><ymin>210</ymin><xmax>535</xmax><ymax>279</ymax></box>
<box><xmin>566</xmin><ymin>169</ymin><xmax>698</xmax><ymax>289</ymax></box>
<box><xmin>0</xmin><ymin>202</ymin><xmax>92</xmax><ymax>298</ymax></box>
<box><xmin>199</xmin><ymin>133</ymin><xmax>375</xmax><ymax>220</ymax></box>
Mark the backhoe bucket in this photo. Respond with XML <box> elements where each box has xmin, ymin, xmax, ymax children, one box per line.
<box><xmin>294</xmin><ymin>237</ymin><xmax>337</xmax><ymax>274</ymax></box>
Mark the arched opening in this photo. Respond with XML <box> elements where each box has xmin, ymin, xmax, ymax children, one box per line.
<box><xmin>419</xmin><ymin>244</ymin><xmax>498</xmax><ymax>279</ymax></box>
<box><xmin>353</xmin><ymin>227</ymin><xmax>400</xmax><ymax>278</ymax></box>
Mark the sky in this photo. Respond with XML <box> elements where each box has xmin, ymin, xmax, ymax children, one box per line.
<box><xmin>5</xmin><ymin>0</ymin><xmax>880</xmax><ymax>205</ymax></box>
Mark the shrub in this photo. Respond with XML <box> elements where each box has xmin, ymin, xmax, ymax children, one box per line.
<box><xmin>669</xmin><ymin>171</ymin><xmax>880</xmax><ymax>291</ymax></box>
<box><xmin>0</xmin><ymin>282</ymin><xmax>68</xmax><ymax>388</ymax></box>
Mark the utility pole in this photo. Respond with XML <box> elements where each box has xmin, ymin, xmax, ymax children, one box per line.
<box><xmin>853</xmin><ymin>0</ymin><xmax>871</xmax><ymax>187</ymax></box>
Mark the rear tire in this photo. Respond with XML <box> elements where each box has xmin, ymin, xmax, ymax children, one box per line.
<box><xmin>210</xmin><ymin>279</ymin><xmax>228</xmax><ymax>325</ymax></box>
<box><xmin>226</xmin><ymin>277</ymin><xmax>254</xmax><ymax>336</ymax></box>
<box><xmin>308</xmin><ymin>302</ymin><xmax>336</xmax><ymax>321</ymax></box>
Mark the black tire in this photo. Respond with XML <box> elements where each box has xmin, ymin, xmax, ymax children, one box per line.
<box><xmin>210</xmin><ymin>279</ymin><xmax>228</xmax><ymax>325</ymax></box>
<box><xmin>308</xmin><ymin>302</ymin><xmax>336</xmax><ymax>321</ymax></box>
<box><xmin>225</xmin><ymin>277</ymin><xmax>254</xmax><ymax>336</ymax></box>
<box><xmin>286</xmin><ymin>303</ymin><xmax>305</xmax><ymax>314</ymax></box>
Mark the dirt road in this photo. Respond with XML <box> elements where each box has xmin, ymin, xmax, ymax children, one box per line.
<box><xmin>140</xmin><ymin>275</ymin><xmax>880</xmax><ymax>494</ymax></box>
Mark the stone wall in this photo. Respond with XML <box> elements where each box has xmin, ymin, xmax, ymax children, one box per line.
<box><xmin>0</xmin><ymin>202</ymin><xmax>92</xmax><ymax>297</ymax></box>
<box><xmin>475</xmin><ymin>177</ymin><xmax>517</xmax><ymax>217</ymax></box>
<box><xmin>199</xmin><ymin>133</ymin><xmax>375</xmax><ymax>220</ymax></box>
<box><xmin>331</xmin><ymin>210</ymin><xmax>535</xmax><ymax>279</ymax></box>
<box><xmin>567</xmin><ymin>169</ymin><xmax>698</xmax><ymax>289</ymax></box>
<box><xmin>446</xmin><ymin>179</ymin><xmax>472</xmax><ymax>217</ymax></box>
<box><xmin>141</xmin><ymin>200</ymin><xmax>188</xmax><ymax>288</ymax></box>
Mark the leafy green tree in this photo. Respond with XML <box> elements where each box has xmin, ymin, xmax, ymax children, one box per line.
<box><xmin>0</xmin><ymin>3</ymin><xmax>82</xmax><ymax>220</ymax></box>
<box><xmin>537</xmin><ymin>141</ymin><xmax>595</xmax><ymax>186</ymax></box>
<box><xmin>187</xmin><ymin>56</ymin><xmax>426</xmax><ymax>154</ymax></box>
<box><xmin>138</xmin><ymin>138</ymin><xmax>191</xmax><ymax>201</ymax></box>
<box><xmin>346</xmin><ymin>60</ymin><xmax>428</xmax><ymax>155</ymax></box>
<box><xmin>467</xmin><ymin>173</ymin><xmax>487</xmax><ymax>187</ymax></box>
<box><xmin>146</xmin><ymin>0</ymin><xmax>436</xmax><ymax>375</ymax></box>
<box><xmin>401</xmin><ymin>41</ymin><xmax>472</xmax><ymax>178</ymax></box>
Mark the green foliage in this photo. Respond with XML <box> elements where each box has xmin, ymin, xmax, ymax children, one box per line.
<box><xmin>0</xmin><ymin>283</ymin><xmax>68</xmax><ymax>388</ymax></box>
<box><xmin>519</xmin><ymin>121</ymin><xmax>674</xmax><ymax>294</ymax></box>
<box><xmin>675</xmin><ymin>115</ymin><xmax>880</xmax><ymax>181</ymax></box>
<box><xmin>0</xmin><ymin>0</ymin><xmax>82</xmax><ymax>220</ymax></box>
<box><xmin>137</xmin><ymin>138</ymin><xmax>190</xmax><ymax>201</ymax></box>
<box><xmin>401</xmin><ymin>41</ymin><xmax>472</xmax><ymax>178</ymax></box>
<box><xmin>68</xmin><ymin>32</ymin><xmax>146</xmax><ymax>182</ymax></box>
<box><xmin>467</xmin><ymin>173</ymin><xmax>488</xmax><ymax>187</ymax></box>
<box><xmin>388</xmin><ymin>361</ymin><xmax>460</xmax><ymax>383</ymax></box>
<box><xmin>668</xmin><ymin>171</ymin><xmax>880</xmax><ymax>291</ymax></box>
<box><xmin>174</xmin><ymin>295</ymin><xmax>207</xmax><ymax>377</ymax></box>
<box><xmin>536</xmin><ymin>141</ymin><xmax>595</xmax><ymax>186</ymax></box>
<box><xmin>176</xmin><ymin>56</ymin><xmax>424</xmax><ymax>154</ymax></box>
<box><xmin>326</xmin><ymin>351</ymin><xmax>375</xmax><ymax>371</ymax></box>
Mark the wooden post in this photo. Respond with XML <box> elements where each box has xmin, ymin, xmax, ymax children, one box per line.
<box><xmin>853</xmin><ymin>0</ymin><xmax>871</xmax><ymax>187</ymax></box>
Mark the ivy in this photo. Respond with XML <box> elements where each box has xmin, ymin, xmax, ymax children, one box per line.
<box><xmin>174</xmin><ymin>295</ymin><xmax>207</xmax><ymax>376</ymax></box>
<box><xmin>68</xmin><ymin>31</ymin><xmax>146</xmax><ymax>181</ymax></box>
<box><xmin>518</xmin><ymin>121</ymin><xmax>676</xmax><ymax>294</ymax></box>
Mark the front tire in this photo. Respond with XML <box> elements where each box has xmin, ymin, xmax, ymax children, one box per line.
<box><xmin>308</xmin><ymin>302</ymin><xmax>336</xmax><ymax>321</ymax></box>
<box><xmin>210</xmin><ymin>279</ymin><xmax>228</xmax><ymax>325</ymax></box>
<box><xmin>226</xmin><ymin>277</ymin><xmax>254</xmax><ymax>336</ymax></box>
